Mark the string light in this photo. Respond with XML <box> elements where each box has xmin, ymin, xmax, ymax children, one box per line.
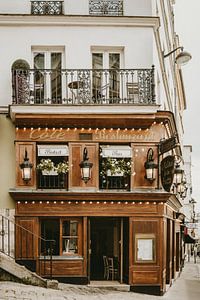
<box><xmin>68</xmin><ymin>201</ymin><xmax>71</xmax><ymax>204</ymax></box>
<box><xmin>25</xmin><ymin>201</ymin><xmax>27</xmax><ymax>204</ymax></box>
<box><xmin>82</xmin><ymin>201</ymin><xmax>86</xmax><ymax>204</ymax></box>
<box><xmin>46</xmin><ymin>201</ymin><xmax>49</xmax><ymax>204</ymax></box>
<box><xmin>90</xmin><ymin>201</ymin><xmax>93</xmax><ymax>204</ymax></box>
<box><xmin>111</xmin><ymin>201</ymin><xmax>114</xmax><ymax>204</ymax></box>
<box><xmin>16</xmin><ymin>127</ymin><xmax>19</xmax><ymax>131</ymax></box>
<box><xmin>54</xmin><ymin>201</ymin><xmax>56</xmax><ymax>204</ymax></box>
<box><xmin>23</xmin><ymin>127</ymin><xmax>26</xmax><ymax>131</ymax></box>
<box><xmin>32</xmin><ymin>201</ymin><xmax>35</xmax><ymax>204</ymax></box>
<box><xmin>61</xmin><ymin>201</ymin><xmax>64</xmax><ymax>204</ymax></box>
<box><xmin>17</xmin><ymin>201</ymin><xmax>20</xmax><ymax>204</ymax></box>
<box><xmin>31</xmin><ymin>127</ymin><xmax>33</xmax><ymax>131</ymax></box>
<box><xmin>39</xmin><ymin>201</ymin><xmax>42</xmax><ymax>204</ymax></box>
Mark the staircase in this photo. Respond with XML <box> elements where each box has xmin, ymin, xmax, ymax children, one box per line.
<box><xmin>0</xmin><ymin>214</ymin><xmax>58</xmax><ymax>289</ymax></box>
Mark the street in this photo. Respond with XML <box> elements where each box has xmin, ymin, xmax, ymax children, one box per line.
<box><xmin>0</xmin><ymin>259</ymin><xmax>200</xmax><ymax>300</ymax></box>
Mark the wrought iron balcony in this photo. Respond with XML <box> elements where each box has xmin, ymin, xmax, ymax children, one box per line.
<box><xmin>12</xmin><ymin>67</ymin><xmax>155</xmax><ymax>105</ymax></box>
<box><xmin>31</xmin><ymin>1</ymin><xmax>63</xmax><ymax>15</ymax></box>
<box><xmin>89</xmin><ymin>0</ymin><xmax>123</xmax><ymax>16</ymax></box>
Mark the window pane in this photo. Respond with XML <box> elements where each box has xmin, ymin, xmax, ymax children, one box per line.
<box><xmin>109</xmin><ymin>53</ymin><xmax>120</xmax><ymax>98</ymax></box>
<box><xmin>34</xmin><ymin>53</ymin><xmax>45</xmax><ymax>101</ymax></box>
<box><xmin>41</xmin><ymin>219</ymin><xmax>59</xmax><ymax>255</ymax></box>
<box><xmin>51</xmin><ymin>53</ymin><xmax>62</xmax><ymax>101</ymax></box>
<box><xmin>62</xmin><ymin>220</ymin><xmax>78</xmax><ymax>254</ymax></box>
<box><xmin>92</xmin><ymin>53</ymin><xmax>103</xmax><ymax>99</ymax></box>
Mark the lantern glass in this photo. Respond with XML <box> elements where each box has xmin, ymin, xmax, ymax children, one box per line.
<box><xmin>22</xmin><ymin>167</ymin><xmax>31</xmax><ymax>181</ymax></box>
<box><xmin>173</xmin><ymin>169</ymin><xmax>184</xmax><ymax>185</ymax></box>
<box><xmin>80</xmin><ymin>165</ymin><xmax>91</xmax><ymax>183</ymax></box>
<box><xmin>146</xmin><ymin>167</ymin><xmax>156</xmax><ymax>181</ymax></box>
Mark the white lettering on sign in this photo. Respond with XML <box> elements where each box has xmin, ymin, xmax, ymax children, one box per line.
<box><xmin>38</xmin><ymin>145</ymin><xmax>69</xmax><ymax>156</ymax></box>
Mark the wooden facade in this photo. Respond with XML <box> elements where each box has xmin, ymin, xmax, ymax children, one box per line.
<box><xmin>10</xmin><ymin>111</ymin><xmax>183</xmax><ymax>295</ymax></box>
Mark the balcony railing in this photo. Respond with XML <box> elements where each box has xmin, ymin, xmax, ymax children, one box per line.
<box><xmin>12</xmin><ymin>67</ymin><xmax>155</xmax><ymax>105</ymax></box>
<box><xmin>31</xmin><ymin>1</ymin><xmax>63</xmax><ymax>15</ymax></box>
<box><xmin>89</xmin><ymin>0</ymin><xmax>123</xmax><ymax>16</ymax></box>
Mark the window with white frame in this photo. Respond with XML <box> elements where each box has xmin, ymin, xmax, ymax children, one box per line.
<box><xmin>31</xmin><ymin>48</ymin><xmax>64</xmax><ymax>103</ymax></box>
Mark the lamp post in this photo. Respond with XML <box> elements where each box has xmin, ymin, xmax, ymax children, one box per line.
<box><xmin>20</xmin><ymin>148</ymin><xmax>33</xmax><ymax>182</ymax></box>
<box><xmin>79</xmin><ymin>147</ymin><xmax>93</xmax><ymax>183</ymax></box>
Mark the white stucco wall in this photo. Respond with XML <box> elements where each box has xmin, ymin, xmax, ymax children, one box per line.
<box><xmin>0</xmin><ymin>0</ymin><xmax>153</xmax><ymax>16</ymax></box>
<box><xmin>0</xmin><ymin>24</ymin><xmax>153</xmax><ymax>106</ymax></box>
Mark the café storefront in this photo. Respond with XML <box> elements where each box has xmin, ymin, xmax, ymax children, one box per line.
<box><xmin>9</xmin><ymin>110</ymin><xmax>183</xmax><ymax>295</ymax></box>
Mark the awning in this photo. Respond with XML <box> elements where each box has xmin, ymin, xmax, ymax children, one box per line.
<box><xmin>101</xmin><ymin>145</ymin><xmax>132</xmax><ymax>158</ymax></box>
<box><xmin>184</xmin><ymin>234</ymin><xmax>196</xmax><ymax>244</ymax></box>
<box><xmin>38</xmin><ymin>145</ymin><xmax>69</xmax><ymax>156</ymax></box>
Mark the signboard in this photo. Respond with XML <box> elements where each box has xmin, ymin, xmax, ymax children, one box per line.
<box><xmin>185</xmin><ymin>223</ymin><xmax>199</xmax><ymax>229</ymax></box>
<box><xmin>38</xmin><ymin>145</ymin><xmax>69</xmax><ymax>156</ymax></box>
<box><xmin>101</xmin><ymin>145</ymin><xmax>132</xmax><ymax>158</ymax></box>
<box><xmin>159</xmin><ymin>136</ymin><xmax>178</xmax><ymax>154</ymax></box>
<box><xmin>161</xmin><ymin>155</ymin><xmax>175</xmax><ymax>192</ymax></box>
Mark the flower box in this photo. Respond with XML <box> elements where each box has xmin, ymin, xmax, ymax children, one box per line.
<box><xmin>42</xmin><ymin>170</ymin><xmax>58</xmax><ymax>176</ymax></box>
<box><xmin>107</xmin><ymin>170</ymin><xmax>124</xmax><ymax>177</ymax></box>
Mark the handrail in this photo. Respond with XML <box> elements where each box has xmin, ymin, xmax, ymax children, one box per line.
<box><xmin>0</xmin><ymin>214</ymin><xmax>55</xmax><ymax>279</ymax></box>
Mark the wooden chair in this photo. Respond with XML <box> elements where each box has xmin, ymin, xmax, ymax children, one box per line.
<box><xmin>103</xmin><ymin>255</ymin><xmax>109</xmax><ymax>280</ymax></box>
<box><xmin>107</xmin><ymin>257</ymin><xmax>118</xmax><ymax>280</ymax></box>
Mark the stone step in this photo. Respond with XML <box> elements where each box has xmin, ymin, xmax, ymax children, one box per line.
<box><xmin>88</xmin><ymin>281</ymin><xmax>130</xmax><ymax>292</ymax></box>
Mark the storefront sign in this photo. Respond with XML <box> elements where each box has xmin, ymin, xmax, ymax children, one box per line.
<box><xmin>38</xmin><ymin>145</ymin><xmax>69</xmax><ymax>156</ymax></box>
<box><xmin>160</xmin><ymin>155</ymin><xmax>175</xmax><ymax>192</ymax></box>
<box><xmin>16</xmin><ymin>127</ymin><xmax>161</xmax><ymax>143</ymax></box>
<box><xmin>159</xmin><ymin>136</ymin><xmax>177</xmax><ymax>154</ymax></box>
<box><xmin>101</xmin><ymin>145</ymin><xmax>132</xmax><ymax>158</ymax></box>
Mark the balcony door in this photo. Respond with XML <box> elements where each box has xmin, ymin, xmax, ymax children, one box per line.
<box><xmin>33</xmin><ymin>50</ymin><xmax>63</xmax><ymax>103</ymax></box>
<box><xmin>92</xmin><ymin>51</ymin><xmax>121</xmax><ymax>102</ymax></box>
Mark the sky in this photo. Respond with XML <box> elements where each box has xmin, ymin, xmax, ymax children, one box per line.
<box><xmin>175</xmin><ymin>1</ymin><xmax>200</xmax><ymax>212</ymax></box>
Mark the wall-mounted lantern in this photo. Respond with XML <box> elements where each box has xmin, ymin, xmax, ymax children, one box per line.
<box><xmin>20</xmin><ymin>148</ymin><xmax>33</xmax><ymax>182</ymax></box>
<box><xmin>79</xmin><ymin>147</ymin><xmax>93</xmax><ymax>183</ymax></box>
<box><xmin>144</xmin><ymin>148</ymin><xmax>158</xmax><ymax>182</ymax></box>
<box><xmin>173</xmin><ymin>156</ymin><xmax>184</xmax><ymax>185</ymax></box>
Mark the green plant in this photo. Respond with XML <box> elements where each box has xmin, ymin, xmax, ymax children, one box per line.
<box><xmin>37</xmin><ymin>159</ymin><xmax>55</xmax><ymax>172</ymax></box>
<box><xmin>55</xmin><ymin>161</ymin><xmax>69</xmax><ymax>174</ymax></box>
<box><xmin>37</xmin><ymin>159</ymin><xmax>69</xmax><ymax>174</ymax></box>
<box><xmin>100</xmin><ymin>157</ymin><xmax>131</xmax><ymax>177</ymax></box>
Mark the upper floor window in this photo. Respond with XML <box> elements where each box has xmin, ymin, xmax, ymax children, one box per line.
<box><xmin>89</xmin><ymin>0</ymin><xmax>123</xmax><ymax>16</ymax></box>
<box><xmin>32</xmin><ymin>49</ymin><xmax>64</xmax><ymax>103</ymax></box>
<box><xmin>31</xmin><ymin>1</ymin><xmax>63</xmax><ymax>15</ymax></box>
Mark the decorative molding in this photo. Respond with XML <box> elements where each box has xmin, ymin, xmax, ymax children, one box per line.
<box><xmin>0</xmin><ymin>15</ymin><xmax>160</xmax><ymax>29</ymax></box>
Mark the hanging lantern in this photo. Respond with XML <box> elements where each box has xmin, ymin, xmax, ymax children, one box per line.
<box><xmin>79</xmin><ymin>147</ymin><xmax>93</xmax><ymax>183</ymax></box>
<box><xmin>144</xmin><ymin>148</ymin><xmax>158</xmax><ymax>182</ymax></box>
<box><xmin>20</xmin><ymin>148</ymin><xmax>33</xmax><ymax>182</ymax></box>
<box><xmin>173</xmin><ymin>157</ymin><xmax>184</xmax><ymax>185</ymax></box>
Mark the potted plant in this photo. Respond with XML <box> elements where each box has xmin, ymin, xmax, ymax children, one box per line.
<box><xmin>100</xmin><ymin>158</ymin><xmax>131</xmax><ymax>177</ymax></box>
<box><xmin>37</xmin><ymin>158</ymin><xmax>57</xmax><ymax>175</ymax></box>
<box><xmin>55</xmin><ymin>161</ymin><xmax>69</xmax><ymax>174</ymax></box>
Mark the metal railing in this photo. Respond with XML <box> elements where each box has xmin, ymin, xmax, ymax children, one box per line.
<box><xmin>31</xmin><ymin>1</ymin><xmax>63</xmax><ymax>15</ymax></box>
<box><xmin>89</xmin><ymin>0</ymin><xmax>123</xmax><ymax>16</ymax></box>
<box><xmin>0</xmin><ymin>214</ymin><xmax>55</xmax><ymax>279</ymax></box>
<box><xmin>38</xmin><ymin>172</ymin><xmax>67</xmax><ymax>189</ymax></box>
<box><xmin>12</xmin><ymin>67</ymin><xmax>155</xmax><ymax>105</ymax></box>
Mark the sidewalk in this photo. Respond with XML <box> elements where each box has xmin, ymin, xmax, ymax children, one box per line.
<box><xmin>0</xmin><ymin>260</ymin><xmax>200</xmax><ymax>300</ymax></box>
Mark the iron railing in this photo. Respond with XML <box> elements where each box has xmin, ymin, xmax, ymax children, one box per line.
<box><xmin>89</xmin><ymin>0</ymin><xmax>123</xmax><ymax>16</ymax></box>
<box><xmin>38</xmin><ymin>172</ymin><xmax>67</xmax><ymax>189</ymax></box>
<box><xmin>0</xmin><ymin>214</ymin><xmax>55</xmax><ymax>279</ymax></box>
<box><xmin>12</xmin><ymin>67</ymin><xmax>155</xmax><ymax>105</ymax></box>
<box><xmin>99</xmin><ymin>175</ymin><xmax>130</xmax><ymax>190</ymax></box>
<box><xmin>31</xmin><ymin>1</ymin><xmax>63</xmax><ymax>15</ymax></box>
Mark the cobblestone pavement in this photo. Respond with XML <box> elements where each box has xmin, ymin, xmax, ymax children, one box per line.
<box><xmin>0</xmin><ymin>259</ymin><xmax>200</xmax><ymax>300</ymax></box>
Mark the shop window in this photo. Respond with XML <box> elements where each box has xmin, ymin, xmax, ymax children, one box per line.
<box><xmin>62</xmin><ymin>220</ymin><xmax>78</xmax><ymax>255</ymax></box>
<box><xmin>99</xmin><ymin>145</ymin><xmax>132</xmax><ymax>190</ymax></box>
<box><xmin>37</xmin><ymin>145</ymin><xmax>69</xmax><ymax>189</ymax></box>
<box><xmin>40</xmin><ymin>218</ymin><xmax>82</xmax><ymax>256</ymax></box>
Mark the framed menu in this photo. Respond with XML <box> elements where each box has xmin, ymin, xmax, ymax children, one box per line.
<box><xmin>135</xmin><ymin>234</ymin><xmax>156</xmax><ymax>263</ymax></box>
